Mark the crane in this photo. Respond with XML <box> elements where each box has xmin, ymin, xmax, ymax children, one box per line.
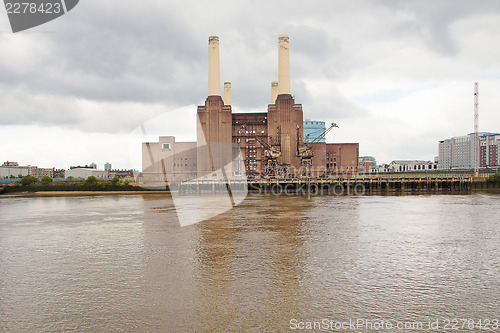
<box><xmin>297</xmin><ymin>122</ymin><xmax>339</xmax><ymax>167</ymax></box>
<box><xmin>240</xmin><ymin>125</ymin><xmax>287</xmax><ymax>177</ymax></box>
<box><xmin>240</xmin><ymin>125</ymin><xmax>281</xmax><ymax>159</ymax></box>
<box><xmin>473</xmin><ymin>82</ymin><xmax>479</xmax><ymax>176</ymax></box>
<box><xmin>306</xmin><ymin>123</ymin><xmax>338</xmax><ymax>144</ymax></box>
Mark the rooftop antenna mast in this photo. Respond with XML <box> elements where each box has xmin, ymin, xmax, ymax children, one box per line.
<box><xmin>473</xmin><ymin>82</ymin><xmax>479</xmax><ymax>177</ymax></box>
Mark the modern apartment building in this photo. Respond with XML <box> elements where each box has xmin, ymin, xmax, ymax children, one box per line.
<box><xmin>439</xmin><ymin>132</ymin><xmax>500</xmax><ymax>170</ymax></box>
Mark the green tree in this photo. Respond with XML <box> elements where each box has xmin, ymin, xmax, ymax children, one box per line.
<box><xmin>21</xmin><ymin>175</ymin><xmax>38</xmax><ymax>186</ymax></box>
<box><xmin>84</xmin><ymin>176</ymin><xmax>98</xmax><ymax>185</ymax></box>
<box><xmin>41</xmin><ymin>176</ymin><xmax>53</xmax><ymax>185</ymax></box>
<box><xmin>111</xmin><ymin>176</ymin><xmax>120</xmax><ymax>185</ymax></box>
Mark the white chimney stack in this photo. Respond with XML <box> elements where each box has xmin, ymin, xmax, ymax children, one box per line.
<box><xmin>278</xmin><ymin>35</ymin><xmax>291</xmax><ymax>95</ymax></box>
<box><xmin>271</xmin><ymin>81</ymin><xmax>278</xmax><ymax>103</ymax></box>
<box><xmin>224</xmin><ymin>82</ymin><xmax>232</xmax><ymax>106</ymax></box>
<box><xmin>208</xmin><ymin>36</ymin><xmax>221</xmax><ymax>96</ymax></box>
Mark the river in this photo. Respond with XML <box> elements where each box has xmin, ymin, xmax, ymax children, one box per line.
<box><xmin>0</xmin><ymin>193</ymin><xmax>499</xmax><ymax>332</ymax></box>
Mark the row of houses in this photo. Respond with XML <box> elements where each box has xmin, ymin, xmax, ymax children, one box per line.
<box><xmin>0</xmin><ymin>161</ymin><xmax>62</xmax><ymax>179</ymax></box>
<box><xmin>1</xmin><ymin>161</ymin><xmax>136</xmax><ymax>180</ymax></box>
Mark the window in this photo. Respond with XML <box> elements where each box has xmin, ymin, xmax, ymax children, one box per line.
<box><xmin>162</xmin><ymin>143</ymin><xmax>171</xmax><ymax>150</ymax></box>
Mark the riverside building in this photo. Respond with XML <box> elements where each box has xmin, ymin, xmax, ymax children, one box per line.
<box><xmin>439</xmin><ymin>132</ymin><xmax>500</xmax><ymax>170</ymax></box>
<box><xmin>142</xmin><ymin>36</ymin><xmax>359</xmax><ymax>181</ymax></box>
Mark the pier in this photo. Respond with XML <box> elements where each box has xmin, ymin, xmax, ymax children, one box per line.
<box><xmin>179</xmin><ymin>175</ymin><xmax>475</xmax><ymax>195</ymax></box>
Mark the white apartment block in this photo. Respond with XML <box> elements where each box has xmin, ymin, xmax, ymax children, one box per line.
<box><xmin>439</xmin><ymin>132</ymin><xmax>499</xmax><ymax>170</ymax></box>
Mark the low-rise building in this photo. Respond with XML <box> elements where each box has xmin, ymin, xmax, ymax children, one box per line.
<box><xmin>2</xmin><ymin>161</ymin><xmax>19</xmax><ymax>167</ymax></box>
<box><xmin>359</xmin><ymin>156</ymin><xmax>377</xmax><ymax>173</ymax></box>
<box><xmin>65</xmin><ymin>168</ymin><xmax>110</xmax><ymax>180</ymax></box>
<box><xmin>36</xmin><ymin>168</ymin><xmax>54</xmax><ymax>178</ymax></box>
<box><xmin>53</xmin><ymin>169</ymin><xmax>66</xmax><ymax>178</ymax></box>
<box><xmin>389</xmin><ymin>160</ymin><xmax>438</xmax><ymax>172</ymax></box>
<box><xmin>27</xmin><ymin>165</ymin><xmax>38</xmax><ymax>176</ymax></box>
<box><xmin>110</xmin><ymin>169</ymin><xmax>136</xmax><ymax>178</ymax></box>
<box><xmin>0</xmin><ymin>164</ymin><xmax>29</xmax><ymax>178</ymax></box>
<box><xmin>1</xmin><ymin>162</ymin><xmax>56</xmax><ymax>179</ymax></box>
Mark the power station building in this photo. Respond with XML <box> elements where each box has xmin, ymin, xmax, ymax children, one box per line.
<box><xmin>142</xmin><ymin>35</ymin><xmax>359</xmax><ymax>181</ymax></box>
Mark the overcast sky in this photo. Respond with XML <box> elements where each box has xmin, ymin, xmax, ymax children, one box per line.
<box><xmin>1</xmin><ymin>0</ymin><xmax>500</xmax><ymax>170</ymax></box>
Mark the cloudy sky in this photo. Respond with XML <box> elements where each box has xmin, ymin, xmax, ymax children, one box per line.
<box><xmin>1</xmin><ymin>0</ymin><xmax>500</xmax><ymax>170</ymax></box>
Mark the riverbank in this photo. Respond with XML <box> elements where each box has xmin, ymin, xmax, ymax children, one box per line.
<box><xmin>0</xmin><ymin>181</ymin><xmax>170</xmax><ymax>195</ymax></box>
<box><xmin>2</xmin><ymin>188</ymin><xmax>499</xmax><ymax>199</ymax></box>
<box><xmin>13</xmin><ymin>190</ymin><xmax>172</xmax><ymax>197</ymax></box>
<box><xmin>1</xmin><ymin>177</ymin><xmax>499</xmax><ymax>197</ymax></box>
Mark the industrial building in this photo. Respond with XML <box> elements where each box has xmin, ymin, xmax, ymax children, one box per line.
<box><xmin>142</xmin><ymin>35</ymin><xmax>359</xmax><ymax>181</ymax></box>
<box><xmin>439</xmin><ymin>132</ymin><xmax>499</xmax><ymax>170</ymax></box>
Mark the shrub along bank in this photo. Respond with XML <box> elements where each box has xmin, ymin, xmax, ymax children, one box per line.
<box><xmin>2</xmin><ymin>176</ymin><xmax>163</xmax><ymax>194</ymax></box>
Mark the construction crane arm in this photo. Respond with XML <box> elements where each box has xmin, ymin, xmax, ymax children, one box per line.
<box><xmin>310</xmin><ymin>123</ymin><xmax>338</xmax><ymax>144</ymax></box>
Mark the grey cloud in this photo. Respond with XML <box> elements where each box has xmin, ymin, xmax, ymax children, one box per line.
<box><xmin>298</xmin><ymin>84</ymin><xmax>369</xmax><ymax>122</ymax></box>
<box><xmin>0</xmin><ymin>87</ymin><xmax>80</xmax><ymax>126</ymax></box>
<box><xmin>286</xmin><ymin>25</ymin><xmax>344</xmax><ymax>80</ymax></box>
<box><xmin>0</xmin><ymin>84</ymin><xmax>177</xmax><ymax>133</ymax></box>
<box><xmin>375</xmin><ymin>0</ymin><xmax>500</xmax><ymax>55</ymax></box>
<box><xmin>1</xmin><ymin>0</ymin><xmax>499</xmax><ymax>140</ymax></box>
<box><xmin>0</xmin><ymin>1</ymin><xmax>206</xmax><ymax>104</ymax></box>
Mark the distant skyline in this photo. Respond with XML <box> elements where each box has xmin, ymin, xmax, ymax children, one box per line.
<box><xmin>1</xmin><ymin>0</ymin><xmax>500</xmax><ymax>170</ymax></box>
